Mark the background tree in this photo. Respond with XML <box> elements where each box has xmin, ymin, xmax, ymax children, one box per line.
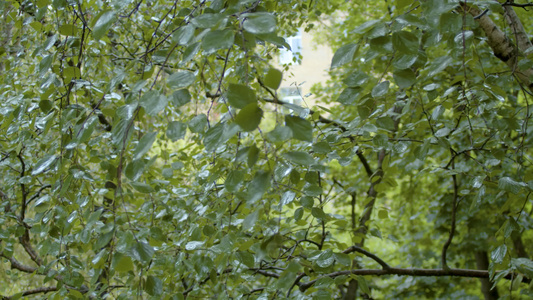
<box><xmin>0</xmin><ymin>0</ymin><xmax>532</xmax><ymax>299</ymax></box>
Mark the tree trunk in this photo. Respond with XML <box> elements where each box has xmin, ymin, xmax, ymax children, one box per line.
<box><xmin>475</xmin><ymin>251</ymin><xmax>499</xmax><ymax>300</ymax></box>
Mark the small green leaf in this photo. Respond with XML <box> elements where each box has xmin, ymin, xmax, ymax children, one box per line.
<box><xmin>93</xmin><ymin>10</ymin><xmax>116</xmax><ymax>40</ymax></box>
<box><xmin>172</xmin><ymin>24</ymin><xmax>195</xmax><ymax>45</ymax></box>
<box><xmin>32</xmin><ymin>155</ymin><xmax>57</xmax><ymax>175</ymax></box>
<box><xmin>356</xmin><ymin>276</ymin><xmax>371</xmax><ymax>294</ymax></box>
<box><xmin>112</xmin><ymin>253</ymin><xmax>133</xmax><ymax>273</ymax></box>
<box><xmin>59</xmin><ymin>24</ymin><xmax>77</xmax><ymax>36</ymax></box>
<box><xmin>225</xmin><ymin>170</ymin><xmax>244</xmax><ymax>193</ymax></box>
<box><xmin>344</xmin><ymin>71</ymin><xmax>369</xmax><ymax>87</ymax></box>
<box><xmin>247</xmin><ymin>171</ymin><xmax>271</xmax><ymax>204</ymax></box>
<box><xmin>498</xmin><ymin>177</ymin><xmax>525</xmax><ymax>194</ymax></box>
<box><xmin>284</xmin><ymin>151</ymin><xmax>315</xmax><ymax>165</ymax></box>
<box><xmin>264</xmin><ymin>68</ymin><xmax>282</xmax><ymax>90</ymax></box>
<box><xmin>393</xmin><ymin>69</ymin><xmax>416</xmax><ymax>88</ymax></box>
<box><xmin>392</xmin><ymin>31</ymin><xmax>419</xmax><ymax>54</ymax></box>
<box><xmin>202</xmin><ymin>29</ymin><xmax>234</xmax><ymax>54</ymax></box>
<box><xmin>144</xmin><ymin>275</ymin><xmax>163</xmax><ymax>296</ymax></box>
<box><xmin>243</xmin><ymin>13</ymin><xmax>276</xmax><ymax>34</ymax></box>
<box><xmin>133</xmin><ymin>132</ymin><xmax>157</xmax><ymax>160</ymax></box>
<box><xmin>427</xmin><ymin>56</ymin><xmax>453</xmax><ymax>77</ymax></box>
<box><xmin>130</xmin><ymin>182</ymin><xmax>154</xmax><ymax>193</ymax></box>
<box><xmin>242</xmin><ymin>209</ymin><xmax>260</xmax><ymax>231</ymax></box>
<box><xmin>315</xmin><ymin>249</ymin><xmax>334</xmax><ymax>268</ymax></box>
<box><xmin>371</xmin><ymin>81</ymin><xmax>390</xmax><ymax>98</ymax></box>
<box><xmin>337</xmin><ymin>87</ymin><xmax>362</xmax><ymax>105</ymax></box>
<box><xmin>434</xmin><ymin>127</ymin><xmax>450</xmax><ymax>138</ymax></box>
<box><xmin>171</xmin><ymin>89</ymin><xmax>191</xmax><ymax>107</ymax></box>
<box><xmin>235</xmin><ymin>103</ymin><xmax>263</xmax><ymax>132</ymax></box>
<box><xmin>185</xmin><ymin>241</ymin><xmax>204</xmax><ymax>250</ymax></box>
<box><xmin>311</xmin><ymin>207</ymin><xmax>327</xmax><ymax>220</ymax></box>
<box><xmin>191</xmin><ymin>13</ymin><xmax>226</xmax><ymax>28</ymax></box>
<box><xmin>204</xmin><ymin>123</ymin><xmax>224</xmax><ymax>152</ymax></box>
<box><xmin>188</xmin><ymin>114</ymin><xmax>208</xmax><ymax>133</ymax></box>
<box><xmin>166</xmin><ymin>121</ymin><xmax>187</xmax><ymax>141</ymax></box>
<box><xmin>331</xmin><ymin>43</ymin><xmax>357</xmax><ymax>69</ymax></box>
<box><xmin>168</xmin><ymin>71</ymin><xmax>196</xmax><ymax>89</ymax></box>
<box><xmin>125</xmin><ymin>159</ymin><xmax>146</xmax><ymax>181</ymax></box>
<box><xmin>266</xmin><ymin>125</ymin><xmax>292</xmax><ymax>142</ymax></box>
<box><xmin>226</xmin><ymin>84</ymin><xmax>257</xmax><ymax>109</ymax></box>
<box><xmin>140</xmin><ymin>91</ymin><xmax>168</xmax><ymax>116</ymax></box>
<box><xmin>130</xmin><ymin>241</ymin><xmax>154</xmax><ymax>264</ymax></box>
<box><xmin>285</xmin><ymin>115</ymin><xmax>313</xmax><ymax>142</ymax></box>
<box><xmin>491</xmin><ymin>244</ymin><xmax>507</xmax><ymax>264</ymax></box>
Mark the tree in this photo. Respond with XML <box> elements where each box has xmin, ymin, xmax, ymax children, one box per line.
<box><xmin>0</xmin><ymin>0</ymin><xmax>532</xmax><ymax>299</ymax></box>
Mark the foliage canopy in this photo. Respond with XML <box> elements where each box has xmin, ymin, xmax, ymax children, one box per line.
<box><xmin>1</xmin><ymin>0</ymin><xmax>533</xmax><ymax>299</ymax></box>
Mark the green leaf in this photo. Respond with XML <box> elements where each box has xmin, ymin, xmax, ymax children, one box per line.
<box><xmin>284</xmin><ymin>151</ymin><xmax>315</xmax><ymax>165</ymax></box>
<box><xmin>236</xmin><ymin>251</ymin><xmax>255</xmax><ymax>268</ymax></box>
<box><xmin>315</xmin><ymin>249</ymin><xmax>334</xmax><ymax>268</ymax></box>
<box><xmin>32</xmin><ymin>155</ymin><xmax>57</xmax><ymax>175</ymax></box>
<box><xmin>392</xmin><ymin>31</ymin><xmax>419</xmax><ymax>54</ymax></box>
<box><xmin>172</xmin><ymin>24</ymin><xmax>195</xmax><ymax>45</ymax></box>
<box><xmin>133</xmin><ymin>132</ymin><xmax>157</xmax><ymax>160</ymax></box>
<box><xmin>491</xmin><ymin>244</ymin><xmax>507</xmax><ymax>264</ymax></box>
<box><xmin>59</xmin><ymin>24</ymin><xmax>77</xmax><ymax>36</ymax></box>
<box><xmin>166</xmin><ymin>121</ymin><xmax>187</xmax><ymax>141</ymax></box>
<box><xmin>125</xmin><ymin>159</ymin><xmax>146</xmax><ymax>181</ymax></box>
<box><xmin>39</xmin><ymin>55</ymin><xmax>53</xmax><ymax>76</ymax></box>
<box><xmin>168</xmin><ymin>71</ymin><xmax>196</xmax><ymax>89</ymax></box>
<box><xmin>393</xmin><ymin>54</ymin><xmax>418</xmax><ymax>69</ymax></box>
<box><xmin>144</xmin><ymin>275</ymin><xmax>163</xmax><ymax>296</ymax></box>
<box><xmin>337</xmin><ymin>87</ymin><xmax>362</xmax><ymax>105</ymax></box>
<box><xmin>285</xmin><ymin>115</ymin><xmax>313</xmax><ymax>142</ymax></box>
<box><xmin>171</xmin><ymin>89</ymin><xmax>191</xmax><ymax>107</ymax></box>
<box><xmin>131</xmin><ymin>182</ymin><xmax>154</xmax><ymax>193</ymax></box>
<box><xmin>185</xmin><ymin>241</ymin><xmax>204</xmax><ymax>250</ymax></box>
<box><xmin>353</xmin><ymin>19</ymin><xmax>381</xmax><ymax>34</ymax></box>
<box><xmin>393</xmin><ymin>69</ymin><xmax>416</xmax><ymax>88</ymax></box>
<box><xmin>226</xmin><ymin>84</ymin><xmax>257</xmax><ymax>109</ymax></box>
<box><xmin>92</xmin><ymin>10</ymin><xmax>116</xmax><ymax>40</ymax></box>
<box><xmin>247</xmin><ymin>145</ymin><xmax>259</xmax><ymax>168</ymax></box>
<box><xmin>204</xmin><ymin>123</ymin><xmax>224</xmax><ymax>151</ymax></box>
<box><xmin>498</xmin><ymin>177</ymin><xmax>525</xmax><ymax>194</ymax></box>
<box><xmin>130</xmin><ymin>241</ymin><xmax>154</xmax><ymax>264</ymax></box>
<box><xmin>372</xmin><ymin>81</ymin><xmax>390</xmax><ymax>98</ymax></box>
<box><xmin>243</xmin><ymin>13</ymin><xmax>277</xmax><ymax>34</ymax></box>
<box><xmin>331</xmin><ymin>43</ymin><xmax>357</xmax><ymax>69</ymax></box>
<box><xmin>264</xmin><ymin>68</ymin><xmax>282</xmax><ymax>90</ymax></box>
<box><xmin>247</xmin><ymin>171</ymin><xmax>271</xmax><ymax>204</ymax></box>
<box><xmin>191</xmin><ymin>13</ymin><xmax>226</xmax><ymax>28</ymax></box>
<box><xmin>235</xmin><ymin>103</ymin><xmax>263</xmax><ymax>132</ymax></box>
<box><xmin>140</xmin><ymin>91</ymin><xmax>168</xmax><ymax>116</ymax></box>
<box><xmin>266</xmin><ymin>125</ymin><xmax>292</xmax><ymax>142</ymax></box>
<box><xmin>112</xmin><ymin>253</ymin><xmax>134</xmax><ymax>273</ymax></box>
<box><xmin>427</xmin><ymin>56</ymin><xmax>453</xmax><ymax>77</ymax></box>
<box><xmin>225</xmin><ymin>170</ymin><xmax>244</xmax><ymax>193</ymax></box>
<box><xmin>356</xmin><ymin>276</ymin><xmax>371</xmax><ymax>294</ymax></box>
<box><xmin>344</xmin><ymin>71</ymin><xmax>369</xmax><ymax>87</ymax></box>
<box><xmin>202</xmin><ymin>29</ymin><xmax>234</xmax><ymax>54</ymax></box>
<box><xmin>188</xmin><ymin>114</ymin><xmax>208</xmax><ymax>133</ymax></box>
<box><xmin>242</xmin><ymin>209</ymin><xmax>260</xmax><ymax>231</ymax></box>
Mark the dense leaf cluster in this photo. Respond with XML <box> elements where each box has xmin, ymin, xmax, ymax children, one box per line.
<box><xmin>0</xmin><ymin>0</ymin><xmax>532</xmax><ymax>299</ymax></box>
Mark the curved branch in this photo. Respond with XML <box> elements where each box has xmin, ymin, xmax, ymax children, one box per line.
<box><xmin>343</xmin><ymin>246</ymin><xmax>391</xmax><ymax>270</ymax></box>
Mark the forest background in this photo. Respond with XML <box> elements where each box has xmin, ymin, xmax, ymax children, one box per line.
<box><xmin>1</xmin><ymin>0</ymin><xmax>533</xmax><ymax>299</ymax></box>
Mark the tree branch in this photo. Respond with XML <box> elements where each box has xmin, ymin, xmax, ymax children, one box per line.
<box><xmin>2</xmin><ymin>286</ymin><xmax>57</xmax><ymax>299</ymax></box>
<box><xmin>298</xmin><ymin>267</ymin><xmax>529</xmax><ymax>292</ymax></box>
<box><xmin>343</xmin><ymin>246</ymin><xmax>391</xmax><ymax>270</ymax></box>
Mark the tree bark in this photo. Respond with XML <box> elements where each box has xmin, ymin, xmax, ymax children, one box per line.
<box><xmin>475</xmin><ymin>251</ymin><xmax>499</xmax><ymax>300</ymax></box>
